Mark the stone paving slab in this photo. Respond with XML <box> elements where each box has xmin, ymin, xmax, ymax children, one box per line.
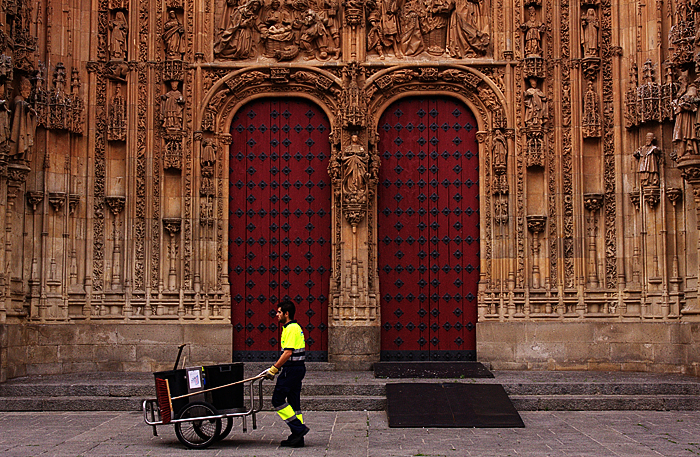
<box><xmin>1</xmin><ymin>410</ymin><xmax>700</xmax><ymax>456</ymax></box>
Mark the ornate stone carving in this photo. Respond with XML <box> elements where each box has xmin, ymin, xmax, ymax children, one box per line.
<box><xmin>161</xmin><ymin>80</ymin><xmax>184</xmax><ymax>134</ymax></box>
<box><xmin>163</xmin><ymin>10</ymin><xmax>185</xmax><ymax>60</ymax></box>
<box><xmin>341</xmin><ymin>63</ymin><xmax>366</xmax><ymax>128</ymax></box>
<box><xmin>26</xmin><ymin>191</ymin><xmax>44</xmax><ymax>212</ymax></box>
<box><xmin>672</xmin><ymin>70</ymin><xmax>700</xmax><ymax>159</ymax></box>
<box><xmin>105</xmin><ymin>195</ymin><xmax>126</xmax><ymax>215</ymax></box>
<box><xmin>200</xmin><ymin>139</ymin><xmax>216</xmax><ymax>197</ymax></box>
<box><xmin>109</xmin><ymin>11</ymin><xmax>129</xmax><ymax>61</ymax></box>
<box><xmin>634</xmin><ymin>132</ymin><xmax>661</xmax><ymax>188</ymax></box>
<box><xmin>523</xmin><ymin>77</ymin><xmax>547</xmax><ymax>128</ymax></box>
<box><xmin>668</xmin><ymin>1</ymin><xmax>694</xmax><ymax>69</ymax></box>
<box><xmin>582</xmin><ymin>78</ymin><xmax>601</xmax><ymax>138</ymax></box>
<box><xmin>164</xmin><ymin>138</ymin><xmax>183</xmax><ymax>170</ymax></box>
<box><xmin>215</xmin><ymin>0</ymin><xmax>264</xmax><ymax>60</ymax></box>
<box><xmin>581</xmin><ymin>7</ymin><xmax>599</xmax><ymax>57</ymax></box>
<box><xmin>10</xmin><ymin>77</ymin><xmax>37</xmax><ymax>163</ymax></box>
<box><xmin>525</xmin><ymin>129</ymin><xmax>543</xmax><ymax>167</ymax></box>
<box><xmin>521</xmin><ymin>6</ymin><xmax>545</xmax><ymax>58</ymax></box>
<box><xmin>48</xmin><ymin>192</ymin><xmax>67</xmax><ymax>212</ymax></box>
<box><xmin>107</xmin><ymin>84</ymin><xmax>127</xmax><ymax>142</ymax></box>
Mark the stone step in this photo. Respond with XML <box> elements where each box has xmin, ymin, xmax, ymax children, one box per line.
<box><xmin>511</xmin><ymin>395</ymin><xmax>700</xmax><ymax>411</ymax></box>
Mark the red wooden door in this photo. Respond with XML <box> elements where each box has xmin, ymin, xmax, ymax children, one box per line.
<box><xmin>229</xmin><ymin>99</ymin><xmax>331</xmax><ymax>362</ymax></box>
<box><xmin>378</xmin><ymin>97</ymin><xmax>479</xmax><ymax>361</ymax></box>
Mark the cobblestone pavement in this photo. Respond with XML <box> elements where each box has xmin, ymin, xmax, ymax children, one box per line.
<box><xmin>1</xmin><ymin>410</ymin><xmax>700</xmax><ymax>456</ymax></box>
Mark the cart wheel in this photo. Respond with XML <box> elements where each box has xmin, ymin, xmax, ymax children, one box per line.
<box><xmin>216</xmin><ymin>417</ymin><xmax>233</xmax><ymax>441</ymax></box>
<box><xmin>174</xmin><ymin>401</ymin><xmax>221</xmax><ymax>449</ymax></box>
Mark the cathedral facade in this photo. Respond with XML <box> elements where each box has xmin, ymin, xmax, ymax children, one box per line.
<box><xmin>0</xmin><ymin>0</ymin><xmax>699</xmax><ymax>381</ymax></box>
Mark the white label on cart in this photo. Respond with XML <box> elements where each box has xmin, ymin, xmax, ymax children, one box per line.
<box><xmin>188</xmin><ymin>369</ymin><xmax>202</xmax><ymax>389</ymax></box>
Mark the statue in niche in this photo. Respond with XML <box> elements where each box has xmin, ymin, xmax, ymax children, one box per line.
<box><xmin>447</xmin><ymin>0</ymin><xmax>490</xmax><ymax>58</ymax></box>
<box><xmin>375</xmin><ymin>0</ymin><xmax>403</xmax><ymax>58</ymax></box>
<box><xmin>300</xmin><ymin>9</ymin><xmax>340</xmax><ymax>60</ymax></box>
<box><xmin>342</xmin><ymin>134</ymin><xmax>368</xmax><ymax>203</ymax></box>
<box><xmin>259</xmin><ymin>0</ymin><xmax>295</xmax><ymax>58</ymax></box>
<box><xmin>10</xmin><ymin>77</ymin><xmax>37</xmax><ymax>162</ymax></box>
<box><xmin>634</xmin><ymin>132</ymin><xmax>661</xmax><ymax>188</ymax></box>
<box><xmin>423</xmin><ymin>0</ymin><xmax>452</xmax><ymax>56</ymax></box>
<box><xmin>523</xmin><ymin>77</ymin><xmax>547</xmax><ymax>128</ymax></box>
<box><xmin>398</xmin><ymin>0</ymin><xmax>425</xmax><ymax>56</ymax></box>
<box><xmin>161</xmin><ymin>80</ymin><xmax>185</xmax><ymax>133</ymax></box>
<box><xmin>107</xmin><ymin>84</ymin><xmax>127</xmax><ymax>141</ymax></box>
<box><xmin>493</xmin><ymin>129</ymin><xmax>507</xmax><ymax>172</ymax></box>
<box><xmin>672</xmin><ymin>71</ymin><xmax>700</xmax><ymax>159</ymax></box>
<box><xmin>201</xmin><ymin>139</ymin><xmax>217</xmax><ymax>167</ymax></box>
<box><xmin>163</xmin><ymin>10</ymin><xmax>186</xmax><ymax>60</ymax></box>
<box><xmin>520</xmin><ymin>6</ymin><xmax>544</xmax><ymax>58</ymax></box>
<box><xmin>581</xmin><ymin>8</ymin><xmax>599</xmax><ymax>58</ymax></box>
<box><xmin>582</xmin><ymin>79</ymin><xmax>601</xmax><ymax>137</ymax></box>
<box><xmin>215</xmin><ymin>0</ymin><xmax>262</xmax><ymax>59</ymax></box>
<box><xmin>367</xmin><ymin>11</ymin><xmax>387</xmax><ymax>59</ymax></box>
<box><xmin>109</xmin><ymin>11</ymin><xmax>129</xmax><ymax>61</ymax></box>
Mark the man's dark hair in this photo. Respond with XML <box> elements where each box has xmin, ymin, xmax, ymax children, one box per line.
<box><xmin>278</xmin><ymin>300</ymin><xmax>296</xmax><ymax>319</ymax></box>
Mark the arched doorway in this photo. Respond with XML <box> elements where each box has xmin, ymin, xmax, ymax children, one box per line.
<box><xmin>229</xmin><ymin>98</ymin><xmax>331</xmax><ymax>362</ymax></box>
<box><xmin>377</xmin><ymin>96</ymin><xmax>480</xmax><ymax>361</ymax></box>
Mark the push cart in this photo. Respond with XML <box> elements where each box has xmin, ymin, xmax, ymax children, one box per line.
<box><xmin>143</xmin><ymin>347</ymin><xmax>266</xmax><ymax>449</ymax></box>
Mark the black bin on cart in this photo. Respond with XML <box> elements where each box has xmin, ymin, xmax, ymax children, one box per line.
<box><xmin>153</xmin><ymin>369</ymin><xmax>189</xmax><ymax>416</ymax></box>
<box><xmin>203</xmin><ymin>363</ymin><xmax>245</xmax><ymax>412</ymax></box>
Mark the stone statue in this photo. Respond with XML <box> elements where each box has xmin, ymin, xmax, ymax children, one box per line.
<box><xmin>161</xmin><ymin>80</ymin><xmax>185</xmax><ymax>133</ymax></box>
<box><xmin>523</xmin><ymin>77</ymin><xmax>547</xmax><ymax>128</ymax></box>
<box><xmin>201</xmin><ymin>139</ymin><xmax>217</xmax><ymax>167</ymax></box>
<box><xmin>398</xmin><ymin>0</ymin><xmax>425</xmax><ymax>57</ymax></box>
<box><xmin>319</xmin><ymin>0</ymin><xmax>341</xmax><ymax>53</ymax></box>
<box><xmin>672</xmin><ymin>71</ymin><xmax>700</xmax><ymax>159</ymax></box>
<box><xmin>634</xmin><ymin>132</ymin><xmax>661</xmax><ymax>187</ymax></box>
<box><xmin>109</xmin><ymin>11</ymin><xmax>128</xmax><ymax>61</ymax></box>
<box><xmin>299</xmin><ymin>9</ymin><xmax>339</xmax><ymax>60</ymax></box>
<box><xmin>422</xmin><ymin>0</ymin><xmax>451</xmax><ymax>56</ymax></box>
<box><xmin>446</xmin><ymin>0</ymin><xmax>490</xmax><ymax>58</ymax></box>
<box><xmin>520</xmin><ymin>6</ymin><xmax>545</xmax><ymax>58</ymax></box>
<box><xmin>341</xmin><ymin>134</ymin><xmax>368</xmax><ymax>203</ymax></box>
<box><xmin>581</xmin><ymin>8</ymin><xmax>599</xmax><ymax>58</ymax></box>
<box><xmin>163</xmin><ymin>10</ymin><xmax>186</xmax><ymax>60</ymax></box>
<box><xmin>493</xmin><ymin>129</ymin><xmax>507</xmax><ymax>172</ymax></box>
<box><xmin>214</xmin><ymin>0</ymin><xmax>262</xmax><ymax>59</ymax></box>
<box><xmin>10</xmin><ymin>77</ymin><xmax>37</xmax><ymax>162</ymax></box>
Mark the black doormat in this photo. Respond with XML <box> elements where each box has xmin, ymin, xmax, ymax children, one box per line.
<box><xmin>374</xmin><ymin>361</ymin><xmax>494</xmax><ymax>378</ymax></box>
<box><xmin>386</xmin><ymin>383</ymin><xmax>524</xmax><ymax>428</ymax></box>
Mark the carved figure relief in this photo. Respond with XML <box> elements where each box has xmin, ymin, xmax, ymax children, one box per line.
<box><xmin>523</xmin><ymin>77</ymin><xmax>547</xmax><ymax>128</ymax></box>
<box><xmin>521</xmin><ymin>6</ymin><xmax>545</xmax><ymax>58</ymax></box>
<box><xmin>163</xmin><ymin>10</ymin><xmax>186</xmax><ymax>60</ymax></box>
<box><xmin>107</xmin><ymin>84</ymin><xmax>127</xmax><ymax>142</ymax></box>
<box><xmin>581</xmin><ymin>8</ymin><xmax>599</xmax><ymax>58</ymax></box>
<box><xmin>375</xmin><ymin>0</ymin><xmax>404</xmax><ymax>58</ymax></box>
<box><xmin>214</xmin><ymin>0</ymin><xmax>262</xmax><ymax>59</ymax></box>
<box><xmin>109</xmin><ymin>11</ymin><xmax>129</xmax><ymax>61</ymax></box>
<box><xmin>260</xmin><ymin>0</ymin><xmax>296</xmax><ymax>59</ymax></box>
<box><xmin>10</xmin><ymin>77</ymin><xmax>37</xmax><ymax>162</ymax></box>
<box><xmin>672</xmin><ymin>70</ymin><xmax>700</xmax><ymax>159</ymax></box>
<box><xmin>300</xmin><ymin>9</ymin><xmax>340</xmax><ymax>60</ymax></box>
<box><xmin>341</xmin><ymin>134</ymin><xmax>368</xmax><ymax>203</ymax></box>
<box><xmin>367</xmin><ymin>11</ymin><xmax>388</xmax><ymax>59</ymax></box>
<box><xmin>0</xmin><ymin>86</ymin><xmax>11</xmax><ymax>156</ymax></box>
<box><xmin>446</xmin><ymin>0</ymin><xmax>490</xmax><ymax>58</ymax></box>
<box><xmin>492</xmin><ymin>129</ymin><xmax>507</xmax><ymax>173</ymax></box>
<box><xmin>161</xmin><ymin>80</ymin><xmax>185</xmax><ymax>133</ymax></box>
<box><xmin>634</xmin><ymin>132</ymin><xmax>661</xmax><ymax>188</ymax></box>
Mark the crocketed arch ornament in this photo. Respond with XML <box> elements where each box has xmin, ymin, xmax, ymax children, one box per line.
<box><xmin>198</xmin><ymin>67</ymin><xmax>343</xmax><ymax>135</ymax></box>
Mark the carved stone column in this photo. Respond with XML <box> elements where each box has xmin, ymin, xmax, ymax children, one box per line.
<box><xmin>163</xmin><ymin>218</ymin><xmax>182</xmax><ymax>301</ymax></box>
<box><xmin>676</xmin><ymin>157</ymin><xmax>700</xmax><ymax>314</ymax></box>
<box><xmin>526</xmin><ymin>215</ymin><xmax>546</xmax><ymax>292</ymax></box>
<box><xmin>105</xmin><ymin>196</ymin><xmax>126</xmax><ymax>294</ymax></box>
<box><xmin>583</xmin><ymin>193</ymin><xmax>603</xmax><ymax>289</ymax></box>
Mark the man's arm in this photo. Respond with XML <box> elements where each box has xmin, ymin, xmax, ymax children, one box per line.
<box><xmin>274</xmin><ymin>349</ymin><xmax>293</xmax><ymax>369</ymax></box>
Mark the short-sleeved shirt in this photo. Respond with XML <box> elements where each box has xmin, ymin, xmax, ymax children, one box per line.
<box><xmin>280</xmin><ymin>320</ymin><xmax>305</xmax><ymax>367</ymax></box>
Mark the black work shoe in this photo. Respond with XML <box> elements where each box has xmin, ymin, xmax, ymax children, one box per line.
<box><xmin>287</xmin><ymin>426</ymin><xmax>310</xmax><ymax>447</ymax></box>
<box><xmin>280</xmin><ymin>434</ymin><xmax>295</xmax><ymax>447</ymax></box>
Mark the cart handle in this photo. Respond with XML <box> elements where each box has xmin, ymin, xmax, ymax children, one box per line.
<box><xmin>169</xmin><ymin>374</ymin><xmax>265</xmax><ymax>400</ymax></box>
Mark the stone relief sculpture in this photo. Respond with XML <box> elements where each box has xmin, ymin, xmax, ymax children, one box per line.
<box><xmin>375</xmin><ymin>0</ymin><xmax>404</xmax><ymax>58</ymax></box>
<box><xmin>0</xmin><ymin>87</ymin><xmax>11</xmax><ymax>155</ymax></box>
<box><xmin>10</xmin><ymin>77</ymin><xmax>37</xmax><ymax>162</ymax></box>
<box><xmin>492</xmin><ymin>129</ymin><xmax>507</xmax><ymax>172</ymax></box>
<box><xmin>161</xmin><ymin>81</ymin><xmax>185</xmax><ymax>133</ymax></box>
<box><xmin>520</xmin><ymin>6</ymin><xmax>545</xmax><ymax>58</ymax></box>
<box><xmin>672</xmin><ymin>70</ymin><xmax>700</xmax><ymax>159</ymax></box>
<box><xmin>582</xmin><ymin>79</ymin><xmax>601</xmax><ymax>138</ymax></box>
<box><xmin>446</xmin><ymin>0</ymin><xmax>490</xmax><ymax>58</ymax></box>
<box><xmin>300</xmin><ymin>9</ymin><xmax>339</xmax><ymax>60</ymax></box>
<box><xmin>163</xmin><ymin>10</ymin><xmax>186</xmax><ymax>60</ymax></box>
<box><xmin>260</xmin><ymin>0</ymin><xmax>296</xmax><ymax>59</ymax></box>
<box><xmin>341</xmin><ymin>134</ymin><xmax>368</xmax><ymax>203</ymax></box>
<box><xmin>367</xmin><ymin>11</ymin><xmax>388</xmax><ymax>59</ymax></box>
<box><xmin>634</xmin><ymin>132</ymin><xmax>661</xmax><ymax>188</ymax></box>
<box><xmin>109</xmin><ymin>11</ymin><xmax>128</xmax><ymax>61</ymax></box>
<box><xmin>214</xmin><ymin>0</ymin><xmax>262</xmax><ymax>59</ymax></box>
<box><xmin>581</xmin><ymin>8</ymin><xmax>599</xmax><ymax>58</ymax></box>
<box><xmin>398</xmin><ymin>0</ymin><xmax>425</xmax><ymax>56</ymax></box>
<box><xmin>523</xmin><ymin>77</ymin><xmax>547</xmax><ymax>128</ymax></box>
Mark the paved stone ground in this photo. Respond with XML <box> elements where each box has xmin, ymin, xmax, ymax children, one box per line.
<box><xmin>1</xmin><ymin>410</ymin><xmax>700</xmax><ymax>456</ymax></box>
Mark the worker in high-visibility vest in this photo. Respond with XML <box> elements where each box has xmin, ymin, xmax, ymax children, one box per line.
<box><xmin>261</xmin><ymin>300</ymin><xmax>309</xmax><ymax>448</ymax></box>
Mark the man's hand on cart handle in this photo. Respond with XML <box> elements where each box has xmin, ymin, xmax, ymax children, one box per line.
<box><xmin>260</xmin><ymin>365</ymin><xmax>279</xmax><ymax>380</ymax></box>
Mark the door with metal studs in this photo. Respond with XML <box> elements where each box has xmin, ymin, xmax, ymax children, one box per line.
<box><xmin>377</xmin><ymin>96</ymin><xmax>480</xmax><ymax>362</ymax></box>
<box><xmin>229</xmin><ymin>99</ymin><xmax>331</xmax><ymax>363</ymax></box>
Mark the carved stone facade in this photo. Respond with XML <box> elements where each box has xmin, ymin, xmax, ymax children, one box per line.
<box><xmin>1</xmin><ymin>0</ymin><xmax>700</xmax><ymax>380</ymax></box>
